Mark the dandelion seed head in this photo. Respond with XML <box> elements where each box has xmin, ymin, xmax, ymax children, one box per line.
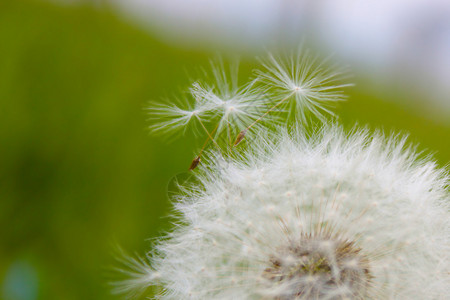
<box><xmin>121</xmin><ymin>124</ymin><xmax>449</xmax><ymax>299</ymax></box>
<box><xmin>135</xmin><ymin>46</ymin><xmax>447</xmax><ymax>300</ymax></box>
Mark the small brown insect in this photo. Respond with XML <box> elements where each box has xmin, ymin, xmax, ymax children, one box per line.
<box><xmin>189</xmin><ymin>156</ymin><xmax>201</xmax><ymax>171</ymax></box>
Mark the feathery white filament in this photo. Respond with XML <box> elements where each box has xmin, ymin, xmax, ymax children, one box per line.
<box><xmin>147</xmin><ymin>97</ymin><xmax>210</xmax><ymax>137</ymax></box>
<box><xmin>256</xmin><ymin>49</ymin><xmax>353</xmax><ymax>122</ymax></box>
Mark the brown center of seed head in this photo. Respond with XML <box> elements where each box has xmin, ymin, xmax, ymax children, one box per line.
<box><xmin>263</xmin><ymin>234</ymin><xmax>371</xmax><ymax>299</ymax></box>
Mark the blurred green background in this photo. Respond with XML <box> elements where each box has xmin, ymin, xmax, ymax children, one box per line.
<box><xmin>0</xmin><ymin>1</ymin><xmax>448</xmax><ymax>299</ymax></box>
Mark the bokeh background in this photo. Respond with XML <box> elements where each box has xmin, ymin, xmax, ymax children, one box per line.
<box><xmin>1</xmin><ymin>1</ymin><xmax>449</xmax><ymax>299</ymax></box>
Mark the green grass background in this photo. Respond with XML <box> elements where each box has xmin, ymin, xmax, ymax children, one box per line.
<box><xmin>0</xmin><ymin>1</ymin><xmax>448</xmax><ymax>299</ymax></box>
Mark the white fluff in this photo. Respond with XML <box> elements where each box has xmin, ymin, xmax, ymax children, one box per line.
<box><xmin>123</xmin><ymin>125</ymin><xmax>449</xmax><ymax>299</ymax></box>
<box><xmin>255</xmin><ymin>50</ymin><xmax>353</xmax><ymax>122</ymax></box>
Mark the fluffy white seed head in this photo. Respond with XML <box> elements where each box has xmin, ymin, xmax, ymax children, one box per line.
<box><xmin>122</xmin><ymin>124</ymin><xmax>450</xmax><ymax>299</ymax></box>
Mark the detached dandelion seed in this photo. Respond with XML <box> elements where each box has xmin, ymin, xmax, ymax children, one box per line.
<box><xmin>233</xmin><ymin>48</ymin><xmax>352</xmax><ymax>146</ymax></box>
<box><xmin>255</xmin><ymin>48</ymin><xmax>353</xmax><ymax>122</ymax></box>
<box><xmin>189</xmin><ymin>77</ymin><xmax>268</xmax><ymax>138</ymax></box>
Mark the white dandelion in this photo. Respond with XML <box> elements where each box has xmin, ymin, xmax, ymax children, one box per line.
<box><xmin>255</xmin><ymin>48</ymin><xmax>353</xmax><ymax>122</ymax></box>
<box><xmin>120</xmin><ymin>124</ymin><xmax>450</xmax><ymax>299</ymax></box>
